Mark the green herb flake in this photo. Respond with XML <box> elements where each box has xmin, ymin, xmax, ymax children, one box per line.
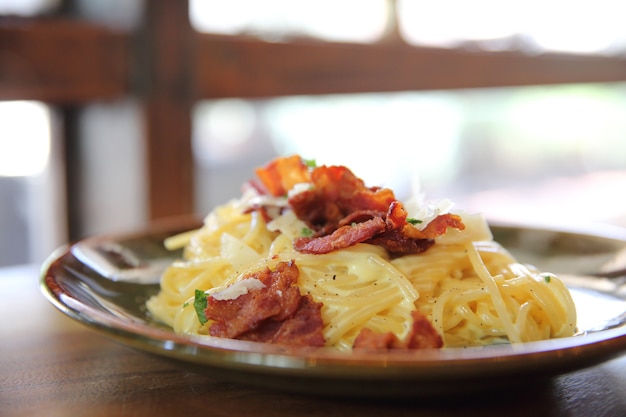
<box><xmin>543</xmin><ymin>275</ymin><xmax>552</xmax><ymax>283</ymax></box>
<box><xmin>301</xmin><ymin>227</ymin><xmax>313</xmax><ymax>237</ymax></box>
<box><xmin>407</xmin><ymin>218</ymin><xmax>423</xmax><ymax>225</ymax></box>
<box><xmin>303</xmin><ymin>158</ymin><xmax>317</xmax><ymax>168</ymax></box>
<box><xmin>193</xmin><ymin>289</ymin><xmax>209</xmax><ymax>325</ymax></box>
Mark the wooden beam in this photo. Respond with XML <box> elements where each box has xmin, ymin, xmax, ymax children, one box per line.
<box><xmin>139</xmin><ymin>1</ymin><xmax>195</xmax><ymax>221</ymax></box>
<box><xmin>0</xmin><ymin>19</ymin><xmax>130</xmax><ymax>102</ymax></box>
<box><xmin>194</xmin><ymin>35</ymin><xmax>626</xmax><ymax>98</ymax></box>
<box><xmin>58</xmin><ymin>105</ymin><xmax>83</xmax><ymax>241</ymax></box>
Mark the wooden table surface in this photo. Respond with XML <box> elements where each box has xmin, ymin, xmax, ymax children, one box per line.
<box><xmin>2</xmin><ymin>264</ymin><xmax>626</xmax><ymax>417</ymax></box>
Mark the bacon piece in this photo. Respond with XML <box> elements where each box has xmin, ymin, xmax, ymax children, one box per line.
<box><xmin>353</xmin><ymin>311</ymin><xmax>443</xmax><ymax>351</ymax></box>
<box><xmin>403</xmin><ymin>213</ymin><xmax>465</xmax><ymax>240</ymax></box>
<box><xmin>364</xmin><ymin>201</ymin><xmax>433</xmax><ymax>256</ymax></box>
<box><xmin>240</xmin><ymin>295</ymin><xmax>325</xmax><ymax>346</ymax></box>
<box><xmin>405</xmin><ymin>311</ymin><xmax>444</xmax><ymax>349</ymax></box>
<box><xmin>289</xmin><ymin>165</ymin><xmax>395</xmax><ymax>230</ymax></box>
<box><xmin>293</xmin><ymin>217</ymin><xmax>386</xmax><ymax>254</ymax></box>
<box><xmin>372</xmin><ymin>207</ymin><xmax>463</xmax><ymax>256</ymax></box>
<box><xmin>205</xmin><ymin>261</ymin><xmax>305</xmax><ymax>337</ymax></box>
<box><xmin>255</xmin><ymin>155</ymin><xmax>311</xmax><ymax>197</ymax></box>
<box><xmin>205</xmin><ymin>261</ymin><xmax>325</xmax><ymax>346</ymax></box>
<box><xmin>385</xmin><ymin>200</ymin><xmax>407</xmax><ymax>230</ymax></box>
<box><xmin>287</xmin><ymin>164</ymin><xmax>464</xmax><ymax>256</ymax></box>
<box><xmin>252</xmin><ymin>156</ymin><xmax>465</xmax><ymax>257</ymax></box>
<box><xmin>337</xmin><ymin>210</ymin><xmax>386</xmax><ymax>227</ymax></box>
<box><xmin>352</xmin><ymin>328</ymin><xmax>402</xmax><ymax>350</ymax></box>
<box><xmin>366</xmin><ymin>229</ymin><xmax>435</xmax><ymax>258</ymax></box>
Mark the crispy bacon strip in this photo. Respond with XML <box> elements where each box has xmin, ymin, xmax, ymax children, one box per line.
<box><xmin>351</xmin><ymin>328</ymin><xmax>400</xmax><ymax>350</ymax></box>
<box><xmin>406</xmin><ymin>311</ymin><xmax>445</xmax><ymax>349</ymax></box>
<box><xmin>403</xmin><ymin>213</ymin><xmax>465</xmax><ymax>240</ymax></box>
<box><xmin>289</xmin><ymin>165</ymin><xmax>395</xmax><ymax>230</ymax></box>
<box><xmin>386</xmin><ymin>200</ymin><xmax>465</xmax><ymax>238</ymax></box>
<box><xmin>385</xmin><ymin>200</ymin><xmax>408</xmax><ymax>230</ymax></box>
<box><xmin>366</xmin><ymin>229</ymin><xmax>435</xmax><ymax>258</ymax></box>
<box><xmin>205</xmin><ymin>260</ymin><xmax>325</xmax><ymax>346</ymax></box>
<box><xmin>240</xmin><ymin>295</ymin><xmax>325</xmax><ymax>346</ymax></box>
<box><xmin>254</xmin><ymin>156</ymin><xmax>465</xmax><ymax>258</ymax></box>
<box><xmin>293</xmin><ymin>217</ymin><xmax>386</xmax><ymax>254</ymax></box>
<box><xmin>353</xmin><ymin>311</ymin><xmax>443</xmax><ymax>350</ymax></box>
<box><xmin>254</xmin><ymin>155</ymin><xmax>311</xmax><ymax>197</ymax></box>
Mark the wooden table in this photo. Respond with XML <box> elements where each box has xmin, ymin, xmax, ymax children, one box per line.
<box><xmin>2</xmin><ymin>264</ymin><xmax>626</xmax><ymax>417</ymax></box>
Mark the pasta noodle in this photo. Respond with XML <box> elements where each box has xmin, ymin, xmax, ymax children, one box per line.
<box><xmin>391</xmin><ymin>239</ymin><xmax>576</xmax><ymax>346</ymax></box>
<box><xmin>146</xmin><ymin>156</ymin><xmax>577</xmax><ymax>351</ymax></box>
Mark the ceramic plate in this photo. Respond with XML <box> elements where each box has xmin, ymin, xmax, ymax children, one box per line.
<box><xmin>41</xmin><ymin>220</ymin><xmax>626</xmax><ymax>398</ymax></box>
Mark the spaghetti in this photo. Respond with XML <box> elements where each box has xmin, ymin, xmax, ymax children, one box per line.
<box><xmin>146</xmin><ymin>156</ymin><xmax>576</xmax><ymax>350</ymax></box>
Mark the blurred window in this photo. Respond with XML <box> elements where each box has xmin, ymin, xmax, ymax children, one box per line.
<box><xmin>73</xmin><ymin>0</ymin><xmax>144</xmax><ymax>30</ymax></box>
<box><xmin>190</xmin><ymin>0</ymin><xmax>390</xmax><ymax>43</ymax></box>
<box><xmin>0</xmin><ymin>101</ymin><xmax>66</xmax><ymax>267</ymax></box>
<box><xmin>190</xmin><ymin>0</ymin><xmax>626</xmax><ymax>55</ymax></box>
<box><xmin>0</xmin><ymin>101</ymin><xmax>50</xmax><ymax>177</ymax></box>
<box><xmin>0</xmin><ymin>0</ymin><xmax>60</xmax><ymax>16</ymax></box>
<box><xmin>397</xmin><ymin>0</ymin><xmax>626</xmax><ymax>55</ymax></box>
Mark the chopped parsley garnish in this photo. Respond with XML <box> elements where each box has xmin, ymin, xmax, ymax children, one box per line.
<box><xmin>303</xmin><ymin>158</ymin><xmax>317</xmax><ymax>168</ymax></box>
<box><xmin>193</xmin><ymin>289</ymin><xmax>209</xmax><ymax>325</ymax></box>
<box><xmin>301</xmin><ymin>227</ymin><xmax>313</xmax><ymax>237</ymax></box>
<box><xmin>407</xmin><ymin>218</ymin><xmax>423</xmax><ymax>225</ymax></box>
<box><xmin>543</xmin><ymin>275</ymin><xmax>552</xmax><ymax>283</ymax></box>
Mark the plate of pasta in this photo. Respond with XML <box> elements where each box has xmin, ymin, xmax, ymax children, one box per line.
<box><xmin>41</xmin><ymin>155</ymin><xmax>626</xmax><ymax>398</ymax></box>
